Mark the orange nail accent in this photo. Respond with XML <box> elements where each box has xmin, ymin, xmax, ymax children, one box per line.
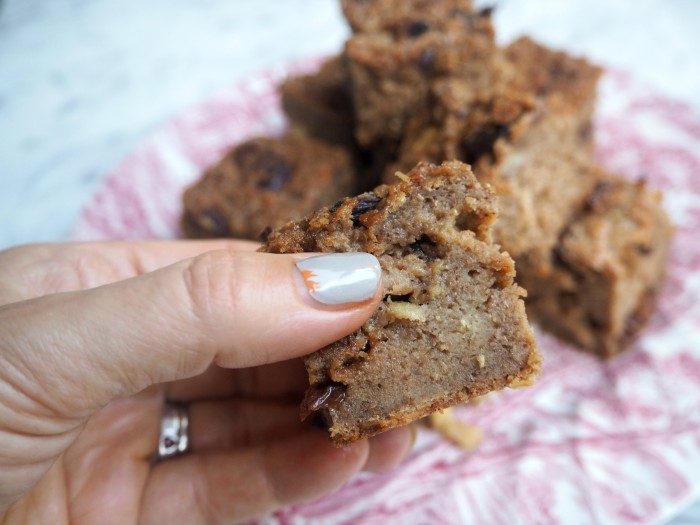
<box><xmin>301</xmin><ymin>269</ymin><xmax>320</xmax><ymax>293</ymax></box>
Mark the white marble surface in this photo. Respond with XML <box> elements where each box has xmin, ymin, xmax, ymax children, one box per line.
<box><xmin>1</xmin><ymin>0</ymin><xmax>699</xmax><ymax>522</ymax></box>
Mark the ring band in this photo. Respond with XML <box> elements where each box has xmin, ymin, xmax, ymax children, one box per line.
<box><xmin>158</xmin><ymin>402</ymin><xmax>190</xmax><ymax>459</ymax></box>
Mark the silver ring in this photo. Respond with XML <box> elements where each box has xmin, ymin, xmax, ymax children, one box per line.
<box><xmin>158</xmin><ymin>402</ymin><xmax>190</xmax><ymax>459</ymax></box>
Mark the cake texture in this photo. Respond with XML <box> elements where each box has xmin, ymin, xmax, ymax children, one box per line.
<box><xmin>262</xmin><ymin>161</ymin><xmax>542</xmax><ymax>445</ymax></box>
<box><xmin>519</xmin><ymin>171</ymin><xmax>672</xmax><ymax>358</ymax></box>
<box><xmin>341</xmin><ymin>0</ymin><xmax>475</xmax><ymax>35</ymax></box>
<box><xmin>344</xmin><ymin>2</ymin><xmax>498</xmax><ymax>148</ymax></box>
<box><xmin>182</xmin><ymin>132</ymin><xmax>354</xmax><ymax>240</ymax></box>
<box><xmin>280</xmin><ymin>55</ymin><xmax>356</xmax><ymax>148</ymax></box>
<box><xmin>389</xmin><ymin>36</ymin><xmax>603</xmax><ymax>261</ymax></box>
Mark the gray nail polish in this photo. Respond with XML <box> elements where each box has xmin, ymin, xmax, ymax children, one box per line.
<box><xmin>295</xmin><ymin>253</ymin><xmax>381</xmax><ymax>305</ymax></box>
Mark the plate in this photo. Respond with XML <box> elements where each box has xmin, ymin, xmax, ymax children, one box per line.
<box><xmin>72</xmin><ymin>60</ymin><xmax>700</xmax><ymax>525</ymax></box>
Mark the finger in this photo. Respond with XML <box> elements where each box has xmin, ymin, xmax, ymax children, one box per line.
<box><xmin>188</xmin><ymin>399</ymin><xmax>303</xmax><ymax>451</ymax></box>
<box><xmin>0</xmin><ymin>239</ymin><xmax>260</xmax><ymax>303</ymax></box>
<box><xmin>363</xmin><ymin>425</ymin><xmax>415</xmax><ymax>473</ymax></box>
<box><xmin>166</xmin><ymin>360</ymin><xmax>307</xmax><ymax>402</ymax></box>
<box><xmin>141</xmin><ymin>431</ymin><xmax>370</xmax><ymax>524</ymax></box>
<box><xmin>0</xmin><ymin>250</ymin><xmax>382</xmax><ymax>418</ymax></box>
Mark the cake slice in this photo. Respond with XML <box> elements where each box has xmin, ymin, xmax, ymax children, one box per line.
<box><xmin>182</xmin><ymin>131</ymin><xmax>354</xmax><ymax>240</ymax></box>
<box><xmin>341</xmin><ymin>0</ymin><xmax>475</xmax><ymax>35</ymax></box>
<box><xmin>390</xmin><ymin>37</ymin><xmax>603</xmax><ymax>261</ymax></box>
<box><xmin>262</xmin><ymin>161</ymin><xmax>541</xmax><ymax>445</ymax></box>
<box><xmin>518</xmin><ymin>170</ymin><xmax>672</xmax><ymax>358</ymax></box>
<box><xmin>345</xmin><ymin>4</ymin><xmax>498</xmax><ymax>148</ymax></box>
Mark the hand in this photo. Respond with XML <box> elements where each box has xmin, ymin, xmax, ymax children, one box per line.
<box><xmin>0</xmin><ymin>241</ymin><xmax>413</xmax><ymax>524</ymax></box>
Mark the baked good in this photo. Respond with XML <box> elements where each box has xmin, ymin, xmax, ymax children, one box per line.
<box><xmin>390</xmin><ymin>37</ymin><xmax>603</xmax><ymax>261</ymax></box>
<box><xmin>262</xmin><ymin>160</ymin><xmax>542</xmax><ymax>445</ymax></box>
<box><xmin>519</xmin><ymin>171</ymin><xmax>672</xmax><ymax>358</ymax></box>
<box><xmin>345</xmin><ymin>3</ymin><xmax>498</xmax><ymax>148</ymax></box>
<box><xmin>280</xmin><ymin>55</ymin><xmax>356</xmax><ymax>148</ymax></box>
<box><xmin>341</xmin><ymin>0</ymin><xmax>475</xmax><ymax>35</ymax></box>
<box><xmin>182</xmin><ymin>132</ymin><xmax>354</xmax><ymax>240</ymax></box>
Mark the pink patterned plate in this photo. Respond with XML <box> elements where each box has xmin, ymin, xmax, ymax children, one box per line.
<box><xmin>73</xmin><ymin>60</ymin><xmax>700</xmax><ymax>525</ymax></box>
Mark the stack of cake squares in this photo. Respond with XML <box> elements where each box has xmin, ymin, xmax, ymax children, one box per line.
<box><xmin>184</xmin><ymin>0</ymin><xmax>671</xmax><ymax>359</ymax></box>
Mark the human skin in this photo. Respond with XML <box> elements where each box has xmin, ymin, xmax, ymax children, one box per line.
<box><xmin>0</xmin><ymin>240</ymin><xmax>413</xmax><ymax>524</ymax></box>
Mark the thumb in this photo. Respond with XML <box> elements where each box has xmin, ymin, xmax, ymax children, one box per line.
<box><xmin>0</xmin><ymin>250</ymin><xmax>382</xmax><ymax>418</ymax></box>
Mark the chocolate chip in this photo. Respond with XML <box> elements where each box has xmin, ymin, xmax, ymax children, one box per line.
<box><xmin>351</xmin><ymin>194</ymin><xmax>382</xmax><ymax>226</ymax></box>
<box><xmin>407</xmin><ymin>20</ymin><xmax>430</xmax><ymax>38</ymax></box>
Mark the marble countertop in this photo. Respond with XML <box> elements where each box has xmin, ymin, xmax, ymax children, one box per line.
<box><xmin>1</xmin><ymin>0</ymin><xmax>699</xmax><ymax>522</ymax></box>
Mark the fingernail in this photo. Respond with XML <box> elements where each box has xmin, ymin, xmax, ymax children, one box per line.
<box><xmin>295</xmin><ymin>253</ymin><xmax>381</xmax><ymax>306</ymax></box>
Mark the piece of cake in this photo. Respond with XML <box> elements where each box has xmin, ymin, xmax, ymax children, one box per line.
<box><xmin>262</xmin><ymin>161</ymin><xmax>542</xmax><ymax>445</ymax></box>
<box><xmin>518</xmin><ymin>171</ymin><xmax>672</xmax><ymax>358</ymax></box>
<box><xmin>389</xmin><ymin>36</ymin><xmax>603</xmax><ymax>261</ymax></box>
<box><xmin>181</xmin><ymin>132</ymin><xmax>355</xmax><ymax>240</ymax></box>
<box><xmin>345</xmin><ymin>3</ymin><xmax>498</xmax><ymax>148</ymax></box>
<box><xmin>341</xmin><ymin>0</ymin><xmax>475</xmax><ymax>35</ymax></box>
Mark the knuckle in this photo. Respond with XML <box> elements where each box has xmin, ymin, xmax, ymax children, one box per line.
<box><xmin>180</xmin><ymin>250</ymin><xmax>243</xmax><ymax>328</ymax></box>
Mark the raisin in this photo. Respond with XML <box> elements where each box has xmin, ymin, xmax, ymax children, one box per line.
<box><xmin>407</xmin><ymin>20</ymin><xmax>430</xmax><ymax>38</ymax></box>
<box><xmin>479</xmin><ymin>6</ymin><xmax>495</xmax><ymax>18</ymax></box>
<box><xmin>232</xmin><ymin>142</ymin><xmax>293</xmax><ymax>191</ymax></box>
<box><xmin>351</xmin><ymin>194</ymin><xmax>382</xmax><ymax>226</ymax></box>
<box><xmin>329</xmin><ymin>198</ymin><xmax>346</xmax><ymax>213</ymax></box>
<box><xmin>256</xmin><ymin>157</ymin><xmax>293</xmax><ymax>191</ymax></box>
<box><xmin>307</xmin><ymin>382</ymin><xmax>347</xmax><ymax>412</ymax></box>
<box><xmin>310</xmin><ymin>408</ymin><xmax>334</xmax><ymax>430</ymax></box>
